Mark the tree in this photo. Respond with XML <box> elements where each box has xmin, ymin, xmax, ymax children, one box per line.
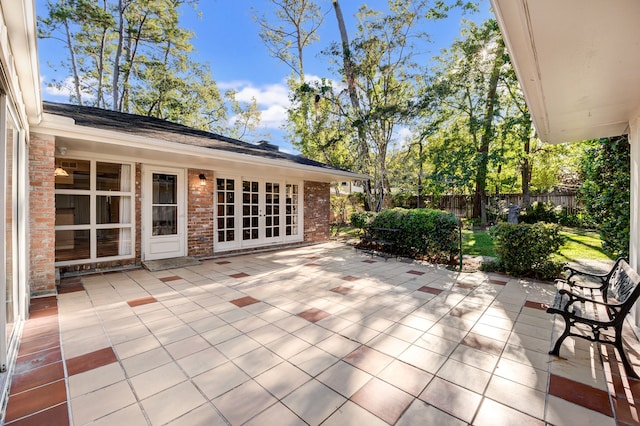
<box><xmin>39</xmin><ymin>0</ymin><xmax>257</xmax><ymax>136</ymax></box>
<box><xmin>580</xmin><ymin>136</ymin><xmax>630</xmax><ymax>257</ymax></box>
<box><xmin>426</xmin><ymin>19</ymin><xmax>506</xmax><ymax>223</ymax></box>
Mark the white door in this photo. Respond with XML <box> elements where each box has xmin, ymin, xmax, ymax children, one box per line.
<box><xmin>143</xmin><ymin>167</ymin><xmax>186</xmax><ymax>260</ymax></box>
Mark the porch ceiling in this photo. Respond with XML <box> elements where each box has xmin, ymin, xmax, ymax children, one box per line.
<box><xmin>491</xmin><ymin>0</ymin><xmax>640</xmax><ymax>143</ymax></box>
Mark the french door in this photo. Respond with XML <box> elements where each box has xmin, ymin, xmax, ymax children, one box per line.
<box><xmin>215</xmin><ymin>176</ymin><xmax>301</xmax><ymax>251</ymax></box>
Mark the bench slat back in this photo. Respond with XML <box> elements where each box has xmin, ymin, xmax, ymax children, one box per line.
<box><xmin>607</xmin><ymin>260</ymin><xmax>640</xmax><ymax>309</ymax></box>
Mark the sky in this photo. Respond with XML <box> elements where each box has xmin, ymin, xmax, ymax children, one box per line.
<box><xmin>35</xmin><ymin>0</ymin><xmax>493</xmax><ymax>153</ymax></box>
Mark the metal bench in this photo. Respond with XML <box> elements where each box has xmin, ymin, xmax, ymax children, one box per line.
<box><xmin>356</xmin><ymin>226</ymin><xmax>401</xmax><ymax>260</ymax></box>
<box><xmin>547</xmin><ymin>258</ymin><xmax>640</xmax><ymax>378</ymax></box>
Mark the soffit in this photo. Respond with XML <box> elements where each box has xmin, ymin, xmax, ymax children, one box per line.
<box><xmin>491</xmin><ymin>0</ymin><xmax>640</xmax><ymax>143</ymax></box>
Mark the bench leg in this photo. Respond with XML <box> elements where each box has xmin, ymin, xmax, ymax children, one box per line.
<box><xmin>614</xmin><ymin>326</ymin><xmax>639</xmax><ymax>379</ymax></box>
<box><xmin>549</xmin><ymin>315</ymin><xmax>571</xmax><ymax>356</ymax></box>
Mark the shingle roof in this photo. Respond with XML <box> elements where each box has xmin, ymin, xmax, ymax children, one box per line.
<box><xmin>43</xmin><ymin>101</ymin><xmax>357</xmax><ymax>175</ymax></box>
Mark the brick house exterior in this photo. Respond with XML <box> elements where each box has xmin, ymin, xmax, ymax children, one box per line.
<box><xmin>32</xmin><ymin>102</ymin><xmax>364</xmax><ymax>286</ymax></box>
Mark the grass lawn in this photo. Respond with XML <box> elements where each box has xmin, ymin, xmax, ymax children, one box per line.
<box><xmin>462</xmin><ymin>227</ymin><xmax>613</xmax><ymax>261</ymax></box>
<box><xmin>555</xmin><ymin>228</ymin><xmax>613</xmax><ymax>262</ymax></box>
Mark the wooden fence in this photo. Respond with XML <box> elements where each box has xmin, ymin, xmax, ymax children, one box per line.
<box><xmin>423</xmin><ymin>192</ymin><xmax>581</xmax><ymax>219</ymax></box>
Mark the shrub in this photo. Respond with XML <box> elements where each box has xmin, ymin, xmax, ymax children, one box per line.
<box><xmin>489</xmin><ymin>222</ymin><xmax>565</xmax><ymax>280</ymax></box>
<box><xmin>579</xmin><ymin>136</ymin><xmax>629</xmax><ymax>257</ymax></box>
<box><xmin>368</xmin><ymin>208</ymin><xmax>460</xmax><ymax>263</ymax></box>
<box><xmin>350</xmin><ymin>211</ymin><xmax>376</xmax><ymax>229</ymax></box>
<box><xmin>519</xmin><ymin>201</ymin><xmax>560</xmax><ymax>224</ymax></box>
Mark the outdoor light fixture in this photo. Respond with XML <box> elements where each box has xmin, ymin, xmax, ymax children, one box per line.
<box><xmin>54</xmin><ymin>166</ymin><xmax>69</xmax><ymax>177</ymax></box>
<box><xmin>199</xmin><ymin>173</ymin><xmax>207</xmax><ymax>186</ymax></box>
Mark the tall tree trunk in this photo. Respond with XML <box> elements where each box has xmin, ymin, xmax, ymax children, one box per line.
<box><xmin>112</xmin><ymin>0</ymin><xmax>125</xmax><ymax>111</ymax></box>
<box><xmin>62</xmin><ymin>1</ymin><xmax>82</xmax><ymax>105</ymax></box>
<box><xmin>95</xmin><ymin>0</ymin><xmax>109</xmax><ymax>108</ymax></box>
<box><xmin>332</xmin><ymin>0</ymin><xmax>374</xmax><ymax>210</ymax></box>
<box><xmin>473</xmin><ymin>41</ymin><xmax>505</xmax><ymax>224</ymax></box>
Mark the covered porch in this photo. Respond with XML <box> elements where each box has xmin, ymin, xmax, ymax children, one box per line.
<box><xmin>4</xmin><ymin>243</ymin><xmax>639</xmax><ymax>425</ymax></box>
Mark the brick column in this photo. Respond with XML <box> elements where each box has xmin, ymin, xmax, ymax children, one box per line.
<box><xmin>304</xmin><ymin>181</ymin><xmax>331</xmax><ymax>242</ymax></box>
<box><xmin>29</xmin><ymin>132</ymin><xmax>56</xmax><ymax>296</ymax></box>
<box><xmin>187</xmin><ymin>169</ymin><xmax>214</xmax><ymax>257</ymax></box>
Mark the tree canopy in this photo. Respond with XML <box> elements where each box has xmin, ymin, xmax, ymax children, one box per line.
<box><xmin>40</xmin><ymin>0</ymin><xmax>594</xmax><ymax>219</ymax></box>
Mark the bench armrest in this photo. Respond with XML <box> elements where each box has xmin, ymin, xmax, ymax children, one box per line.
<box><xmin>562</xmin><ymin>266</ymin><xmax>608</xmax><ymax>289</ymax></box>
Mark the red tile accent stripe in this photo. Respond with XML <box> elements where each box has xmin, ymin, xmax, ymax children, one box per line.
<box><xmin>66</xmin><ymin>347</ymin><xmax>118</xmax><ymax>376</ymax></box>
<box><xmin>17</xmin><ymin>334</ymin><xmax>60</xmax><ymax>357</ymax></box>
<box><xmin>127</xmin><ymin>296</ymin><xmax>158</xmax><ymax>307</ymax></box>
<box><xmin>297</xmin><ymin>308</ymin><xmax>331</xmax><ymax>323</ymax></box>
<box><xmin>215</xmin><ymin>260</ymin><xmax>231</xmax><ymax>265</ymax></box>
<box><xmin>330</xmin><ymin>286</ymin><xmax>354</xmax><ymax>295</ymax></box>
<box><xmin>10</xmin><ymin>362</ymin><xmax>65</xmax><ymax>394</ymax></box>
<box><xmin>230</xmin><ymin>272</ymin><xmax>250</xmax><ymax>278</ymax></box>
<box><xmin>549</xmin><ymin>373</ymin><xmax>614</xmax><ymax>417</ymax></box>
<box><xmin>14</xmin><ymin>347</ymin><xmax>62</xmax><ymax>375</ymax></box>
<box><xmin>524</xmin><ymin>301</ymin><xmax>549</xmax><ymax>311</ymax></box>
<box><xmin>230</xmin><ymin>296</ymin><xmax>260</xmax><ymax>307</ymax></box>
<box><xmin>5</xmin><ymin>402</ymin><xmax>69</xmax><ymax>426</ymax></box>
<box><xmin>305</xmin><ymin>263</ymin><xmax>321</xmax><ymax>267</ymax></box>
<box><xmin>418</xmin><ymin>286</ymin><xmax>443</xmax><ymax>295</ymax></box>
<box><xmin>362</xmin><ymin>260</ymin><xmax>377</xmax><ymax>264</ymax></box>
<box><xmin>342</xmin><ymin>275</ymin><xmax>360</xmax><ymax>281</ymax></box>
<box><xmin>5</xmin><ymin>380</ymin><xmax>67</xmax><ymax>422</ymax></box>
<box><xmin>29</xmin><ymin>297</ymin><xmax>58</xmax><ymax>313</ymax></box>
<box><xmin>160</xmin><ymin>276</ymin><xmax>181</xmax><ymax>282</ymax></box>
<box><xmin>407</xmin><ymin>270</ymin><xmax>425</xmax><ymax>276</ymax></box>
<box><xmin>489</xmin><ymin>278</ymin><xmax>508</xmax><ymax>286</ymax></box>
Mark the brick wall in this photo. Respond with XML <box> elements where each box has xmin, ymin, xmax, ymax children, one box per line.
<box><xmin>187</xmin><ymin>169</ymin><xmax>214</xmax><ymax>257</ymax></box>
<box><xmin>303</xmin><ymin>181</ymin><xmax>330</xmax><ymax>242</ymax></box>
<box><xmin>29</xmin><ymin>132</ymin><xmax>56</xmax><ymax>296</ymax></box>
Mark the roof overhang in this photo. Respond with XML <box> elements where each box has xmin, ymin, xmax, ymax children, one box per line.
<box><xmin>34</xmin><ymin>113</ymin><xmax>368</xmax><ymax>183</ymax></box>
<box><xmin>491</xmin><ymin>0</ymin><xmax>640</xmax><ymax>143</ymax></box>
<box><xmin>1</xmin><ymin>0</ymin><xmax>42</xmax><ymax>125</ymax></box>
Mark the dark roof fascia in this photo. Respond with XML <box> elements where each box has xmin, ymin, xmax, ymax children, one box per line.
<box><xmin>42</xmin><ymin>101</ymin><xmax>362</xmax><ymax>177</ymax></box>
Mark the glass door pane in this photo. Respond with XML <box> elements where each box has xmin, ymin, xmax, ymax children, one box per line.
<box><xmin>216</xmin><ymin>178</ymin><xmax>236</xmax><ymax>243</ymax></box>
<box><xmin>152</xmin><ymin>173</ymin><xmax>177</xmax><ymax>236</ymax></box>
<box><xmin>265</xmin><ymin>182</ymin><xmax>280</xmax><ymax>238</ymax></box>
<box><xmin>286</xmin><ymin>184</ymin><xmax>299</xmax><ymax>236</ymax></box>
<box><xmin>242</xmin><ymin>180</ymin><xmax>259</xmax><ymax>241</ymax></box>
<box><xmin>5</xmin><ymin>106</ymin><xmax>16</xmax><ymax>347</ymax></box>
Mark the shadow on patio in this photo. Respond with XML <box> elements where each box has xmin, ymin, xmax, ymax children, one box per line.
<box><xmin>4</xmin><ymin>242</ymin><xmax>640</xmax><ymax>425</ymax></box>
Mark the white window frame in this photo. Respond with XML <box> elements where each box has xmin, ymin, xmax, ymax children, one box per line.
<box><xmin>54</xmin><ymin>157</ymin><xmax>136</xmax><ymax>266</ymax></box>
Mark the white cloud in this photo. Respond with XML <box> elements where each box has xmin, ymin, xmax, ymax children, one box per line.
<box><xmin>43</xmin><ymin>75</ymin><xmax>96</xmax><ymax>100</ymax></box>
<box><xmin>222</xmin><ymin>79</ymin><xmax>292</xmax><ymax>129</ymax></box>
<box><xmin>259</xmin><ymin>104</ymin><xmax>288</xmax><ymax>128</ymax></box>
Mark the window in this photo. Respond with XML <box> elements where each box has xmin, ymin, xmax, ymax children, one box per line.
<box><xmin>55</xmin><ymin>159</ymin><xmax>134</xmax><ymax>264</ymax></box>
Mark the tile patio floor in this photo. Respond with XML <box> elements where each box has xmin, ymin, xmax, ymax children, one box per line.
<box><xmin>4</xmin><ymin>242</ymin><xmax>640</xmax><ymax>425</ymax></box>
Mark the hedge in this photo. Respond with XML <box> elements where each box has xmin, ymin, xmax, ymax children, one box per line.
<box><xmin>489</xmin><ymin>222</ymin><xmax>565</xmax><ymax>279</ymax></box>
<box><xmin>368</xmin><ymin>208</ymin><xmax>460</xmax><ymax>263</ymax></box>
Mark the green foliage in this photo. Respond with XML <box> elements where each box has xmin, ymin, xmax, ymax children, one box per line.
<box><xmin>350</xmin><ymin>211</ymin><xmax>376</xmax><ymax>229</ymax></box>
<box><xmin>369</xmin><ymin>208</ymin><xmax>460</xmax><ymax>263</ymax></box>
<box><xmin>579</xmin><ymin>136</ymin><xmax>630</xmax><ymax>257</ymax></box>
<box><xmin>519</xmin><ymin>201</ymin><xmax>560</xmax><ymax>224</ymax></box>
<box><xmin>489</xmin><ymin>222</ymin><xmax>565</xmax><ymax>279</ymax></box>
<box><xmin>38</xmin><ymin>0</ymin><xmax>263</xmax><ymax>138</ymax></box>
